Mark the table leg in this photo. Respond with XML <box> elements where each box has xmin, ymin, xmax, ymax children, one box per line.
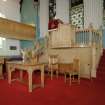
<box><xmin>28</xmin><ymin>70</ymin><xmax>33</xmax><ymax>92</ymax></box>
<box><xmin>20</xmin><ymin>70</ymin><xmax>23</xmax><ymax>81</ymax></box>
<box><xmin>8</xmin><ymin>69</ymin><xmax>12</xmax><ymax>84</ymax></box>
<box><xmin>51</xmin><ymin>65</ymin><xmax>53</xmax><ymax>80</ymax></box>
<box><xmin>0</xmin><ymin>65</ymin><xmax>3</xmax><ymax>79</ymax></box>
<box><xmin>7</xmin><ymin>65</ymin><xmax>14</xmax><ymax>84</ymax></box>
<box><xmin>41</xmin><ymin>65</ymin><xmax>44</xmax><ymax>88</ymax></box>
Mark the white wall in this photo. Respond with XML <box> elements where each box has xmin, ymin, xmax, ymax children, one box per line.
<box><xmin>56</xmin><ymin>0</ymin><xmax>69</xmax><ymax>23</ymax></box>
<box><xmin>39</xmin><ymin>0</ymin><xmax>70</xmax><ymax>37</ymax></box>
<box><xmin>0</xmin><ymin>0</ymin><xmax>21</xmax><ymax>56</ymax></box>
<box><xmin>0</xmin><ymin>0</ymin><xmax>20</xmax><ymax>21</ymax></box>
<box><xmin>5</xmin><ymin>39</ymin><xmax>20</xmax><ymax>56</ymax></box>
<box><xmin>0</xmin><ymin>39</ymin><xmax>21</xmax><ymax>56</ymax></box>
<box><xmin>84</xmin><ymin>0</ymin><xmax>103</xmax><ymax>29</ymax></box>
<box><xmin>39</xmin><ymin>0</ymin><xmax>49</xmax><ymax>37</ymax></box>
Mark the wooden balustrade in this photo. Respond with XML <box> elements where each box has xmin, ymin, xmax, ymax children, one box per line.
<box><xmin>49</xmin><ymin>24</ymin><xmax>102</xmax><ymax>49</ymax></box>
<box><xmin>75</xmin><ymin>28</ymin><xmax>102</xmax><ymax>47</ymax></box>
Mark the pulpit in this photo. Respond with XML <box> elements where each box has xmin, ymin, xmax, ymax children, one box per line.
<box><xmin>49</xmin><ymin>23</ymin><xmax>75</xmax><ymax>48</ymax></box>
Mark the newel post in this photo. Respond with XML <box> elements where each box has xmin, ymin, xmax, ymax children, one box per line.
<box><xmin>88</xmin><ymin>23</ymin><xmax>93</xmax><ymax>46</ymax></box>
<box><xmin>91</xmin><ymin>43</ymin><xmax>97</xmax><ymax>79</ymax></box>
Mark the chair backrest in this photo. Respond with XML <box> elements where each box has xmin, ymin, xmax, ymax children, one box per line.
<box><xmin>73</xmin><ymin>58</ymin><xmax>80</xmax><ymax>72</ymax></box>
<box><xmin>48</xmin><ymin>55</ymin><xmax>58</xmax><ymax>64</ymax></box>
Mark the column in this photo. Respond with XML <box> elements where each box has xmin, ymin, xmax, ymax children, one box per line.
<box><xmin>56</xmin><ymin>0</ymin><xmax>69</xmax><ymax>23</ymax></box>
<box><xmin>84</xmin><ymin>0</ymin><xmax>103</xmax><ymax>29</ymax></box>
<box><xmin>39</xmin><ymin>0</ymin><xmax>49</xmax><ymax>37</ymax></box>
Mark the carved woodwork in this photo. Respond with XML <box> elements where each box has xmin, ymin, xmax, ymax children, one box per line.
<box><xmin>49</xmin><ymin>23</ymin><xmax>75</xmax><ymax>48</ymax></box>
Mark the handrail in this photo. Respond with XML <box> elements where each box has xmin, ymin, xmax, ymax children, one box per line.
<box><xmin>76</xmin><ymin>28</ymin><xmax>101</xmax><ymax>35</ymax></box>
<box><xmin>75</xmin><ymin>28</ymin><xmax>102</xmax><ymax>47</ymax></box>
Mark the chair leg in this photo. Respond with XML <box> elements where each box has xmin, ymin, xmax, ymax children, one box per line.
<box><xmin>78</xmin><ymin>74</ymin><xmax>80</xmax><ymax>84</ymax></box>
<box><xmin>64</xmin><ymin>73</ymin><xmax>66</xmax><ymax>83</ymax></box>
<box><xmin>48</xmin><ymin>71</ymin><xmax>50</xmax><ymax>76</ymax></box>
<box><xmin>51</xmin><ymin>67</ymin><xmax>53</xmax><ymax>80</ymax></box>
<box><xmin>72</xmin><ymin>73</ymin><xmax>74</xmax><ymax>81</ymax></box>
<box><xmin>69</xmin><ymin>73</ymin><xmax>71</xmax><ymax>85</ymax></box>
<box><xmin>56</xmin><ymin>70</ymin><xmax>58</xmax><ymax>79</ymax></box>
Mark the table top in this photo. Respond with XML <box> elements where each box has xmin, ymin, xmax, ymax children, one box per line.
<box><xmin>6</xmin><ymin>61</ymin><xmax>47</xmax><ymax>66</ymax></box>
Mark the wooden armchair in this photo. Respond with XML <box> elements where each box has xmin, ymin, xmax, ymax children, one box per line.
<box><xmin>64</xmin><ymin>58</ymin><xmax>80</xmax><ymax>85</ymax></box>
<box><xmin>48</xmin><ymin>55</ymin><xmax>59</xmax><ymax>80</ymax></box>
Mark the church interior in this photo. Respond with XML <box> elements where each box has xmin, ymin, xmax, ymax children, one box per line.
<box><xmin>0</xmin><ymin>0</ymin><xmax>105</xmax><ymax>105</ymax></box>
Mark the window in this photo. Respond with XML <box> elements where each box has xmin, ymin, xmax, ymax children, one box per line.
<box><xmin>0</xmin><ymin>37</ymin><xmax>5</xmax><ymax>48</ymax></box>
<box><xmin>49</xmin><ymin>0</ymin><xmax>56</xmax><ymax>20</ymax></box>
<box><xmin>70</xmin><ymin>4</ymin><xmax>84</xmax><ymax>29</ymax></box>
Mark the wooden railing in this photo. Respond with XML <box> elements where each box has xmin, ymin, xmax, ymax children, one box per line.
<box><xmin>48</xmin><ymin>24</ymin><xmax>102</xmax><ymax>49</ymax></box>
<box><xmin>75</xmin><ymin>28</ymin><xmax>102</xmax><ymax>47</ymax></box>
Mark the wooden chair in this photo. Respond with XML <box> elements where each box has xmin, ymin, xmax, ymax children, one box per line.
<box><xmin>64</xmin><ymin>58</ymin><xmax>80</xmax><ymax>85</ymax></box>
<box><xmin>48</xmin><ymin>55</ymin><xmax>59</xmax><ymax>80</ymax></box>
